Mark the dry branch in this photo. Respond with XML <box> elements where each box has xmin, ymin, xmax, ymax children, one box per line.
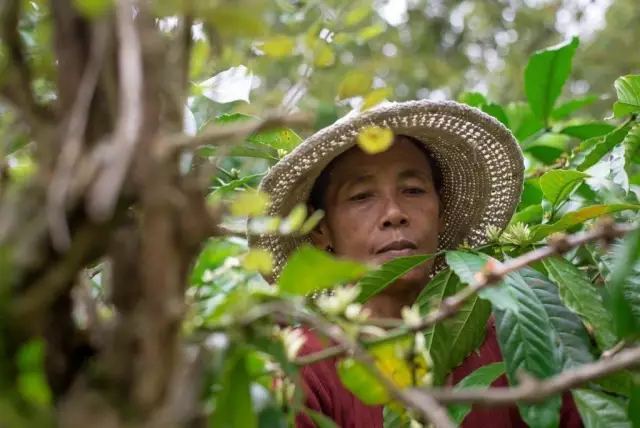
<box><xmin>412</xmin><ymin>345</ymin><xmax>640</xmax><ymax>406</ymax></box>
<box><xmin>295</xmin><ymin>220</ymin><xmax>636</xmax><ymax>365</ymax></box>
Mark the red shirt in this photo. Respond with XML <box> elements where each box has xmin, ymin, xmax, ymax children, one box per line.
<box><xmin>295</xmin><ymin>319</ymin><xmax>583</xmax><ymax>427</ymax></box>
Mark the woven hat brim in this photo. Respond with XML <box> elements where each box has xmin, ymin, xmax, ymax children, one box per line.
<box><xmin>249</xmin><ymin>100</ymin><xmax>524</xmax><ymax>280</ymax></box>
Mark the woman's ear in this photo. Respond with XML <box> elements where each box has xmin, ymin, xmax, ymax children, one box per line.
<box><xmin>307</xmin><ymin>205</ymin><xmax>332</xmax><ymax>250</ymax></box>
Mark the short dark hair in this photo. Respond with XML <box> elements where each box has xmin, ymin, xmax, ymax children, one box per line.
<box><xmin>308</xmin><ymin>135</ymin><xmax>443</xmax><ymax>210</ymax></box>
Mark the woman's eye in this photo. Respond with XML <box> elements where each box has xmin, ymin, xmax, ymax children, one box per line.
<box><xmin>350</xmin><ymin>192</ymin><xmax>372</xmax><ymax>201</ymax></box>
<box><xmin>404</xmin><ymin>187</ymin><xmax>426</xmax><ymax>195</ymax></box>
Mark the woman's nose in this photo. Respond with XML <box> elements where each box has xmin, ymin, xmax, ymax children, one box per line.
<box><xmin>379</xmin><ymin>198</ymin><xmax>409</xmax><ymax>228</ymax></box>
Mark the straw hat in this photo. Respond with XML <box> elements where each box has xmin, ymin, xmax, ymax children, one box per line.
<box><xmin>249</xmin><ymin>100</ymin><xmax>525</xmax><ymax>280</ymax></box>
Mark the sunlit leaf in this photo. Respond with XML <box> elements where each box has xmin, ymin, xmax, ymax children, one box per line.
<box><xmin>574</xmin><ymin>123</ymin><xmax>633</xmax><ymax>172</ymax></box>
<box><xmin>229</xmin><ymin>190</ymin><xmax>271</xmax><ymax>217</ymax></box>
<box><xmin>213</xmin><ymin>113</ymin><xmax>303</xmax><ymax>151</ymax></box>
<box><xmin>530</xmin><ymin>204</ymin><xmax>640</xmax><ymax>242</ymax></box>
<box><xmin>612</xmin><ymin>75</ymin><xmax>640</xmax><ymax>118</ymax></box>
<box><xmin>298</xmin><ymin>209</ymin><xmax>325</xmax><ymax>235</ymax></box>
<box><xmin>260</xmin><ymin>36</ymin><xmax>297</xmax><ymax>58</ymax></box>
<box><xmin>211</xmin><ymin>173</ymin><xmax>265</xmax><ymax>198</ymax></box>
<box><xmin>357</xmin><ymin>255</ymin><xmax>433</xmax><ymax>304</ymax></box>
<box><xmin>560</xmin><ymin>123</ymin><xmax>616</xmax><ymax>141</ymax></box>
<box><xmin>338</xmin><ymin>71</ymin><xmax>372</xmax><ymax>100</ymax></box>
<box><xmin>551</xmin><ymin>95</ymin><xmax>599</xmax><ymax>121</ymax></box>
<box><xmin>524</xmin><ymin>36</ymin><xmax>579</xmax><ymax>123</ymax></box>
<box><xmin>493</xmin><ymin>269</ymin><xmax>562</xmax><ymax>428</ymax></box>
<box><xmin>242</xmin><ymin>250</ymin><xmax>274</xmax><ymax>275</ymax></box>
<box><xmin>542</xmin><ymin>257</ymin><xmax>617</xmax><ymax>349</ymax></box>
<box><xmin>189</xmin><ymin>40</ymin><xmax>210</xmax><ymax>80</ymax></box>
<box><xmin>198</xmin><ymin>65</ymin><xmax>254</xmax><ymax>104</ymax></box>
<box><xmin>345</xmin><ymin>5</ymin><xmax>371</xmax><ymax>26</ymax></box>
<box><xmin>458</xmin><ymin>92</ymin><xmax>487</xmax><ymax>108</ymax></box>
<box><xmin>357</xmin><ymin>23</ymin><xmax>386</xmax><ymax>42</ymax></box>
<box><xmin>448</xmin><ymin>363</ymin><xmax>505</xmax><ymax>425</ymax></box>
<box><xmin>446</xmin><ymin>251</ymin><xmax>519</xmax><ymax>312</ymax></box>
<box><xmin>337</xmin><ymin>336</ymin><xmax>432</xmax><ymax>405</ymax></box>
<box><xmin>333</xmin><ymin>33</ymin><xmax>352</xmax><ymax>45</ymax></box>
<box><xmin>510</xmin><ymin>205</ymin><xmax>544</xmax><ymax>226</ymax></box>
<box><xmin>357</xmin><ymin>126</ymin><xmax>394</xmax><ymax>154</ymax></box>
<box><xmin>279</xmin><ymin>204</ymin><xmax>307</xmax><ymax>234</ymax></box>
<box><xmin>572</xmin><ymin>389</ymin><xmax>631</xmax><ymax>428</ymax></box>
<box><xmin>206</xmin><ymin>6</ymin><xmax>267</xmax><ymax>38</ymax></box>
<box><xmin>361</xmin><ymin>87</ymin><xmax>391</xmax><ymax>111</ymax></box>
<box><xmin>312</xmin><ymin>40</ymin><xmax>335</xmax><ymax>68</ymax></box>
<box><xmin>539</xmin><ymin>170</ymin><xmax>588</xmax><ymax>208</ymax></box>
<box><xmin>278</xmin><ymin>246</ymin><xmax>368</xmax><ymax>295</ymax></box>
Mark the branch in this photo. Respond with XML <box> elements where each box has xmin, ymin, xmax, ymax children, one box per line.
<box><xmin>158</xmin><ymin>111</ymin><xmax>314</xmax><ymax>158</ymax></box>
<box><xmin>295</xmin><ymin>219</ymin><xmax>635</xmax><ymax>365</ymax></box>
<box><xmin>411</xmin><ymin>345</ymin><xmax>640</xmax><ymax>406</ymax></box>
<box><xmin>87</xmin><ymin>0</ymin><xmax>144</xmax><ymax>222</ymax></box>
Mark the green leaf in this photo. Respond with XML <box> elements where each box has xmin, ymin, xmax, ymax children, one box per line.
<box><xmin>357</xmin><ymin>255</ymin><xmax>432</xmax><ymax>304</ymax></box>
<box><xmin>520</xmin><ymin>179</ymin><xmax>544</xmax><ymax>208</ymax></box>
<box><xmin>530</xmin><ymin>204</ymin><xmax>640</xmax><ymax>242</ymax></box>
<box><xmin>612</xmin><ymin>75</ymin><xmax>640</xmax><ymax>118</ymax></box>
<box><xmin>606</xmin><ymin>228</ymin><xmax>640</xmax><ymax>340</ymax></box>
<box><xmin>72</xmin><ymin>0</ymin><xmax>113</xmax><ymax>18</ymax></box>
<box><xmin>494</xmin><ymin>270</ymin><xmax>562</xmax><ymax>428</ymax></box>
<box><xmin>520</xmin><ymin>268</ymin><xmax>595</xmax><ymax>369</ymax></box>
<box><xmin>575</xmin><ymin>123</ymin><xmax>633</xmax><ymax>172</ymax></box>
<box><xmin>542</xmin><ymin>257</ymin><xmax>617</xmax><ymax>349</ymax></box>
<box><xmin>357</xmin><ymin>23</ymin><xmax>386</xmax><ymax>42</ymax></box>
<box><xmin>211</xmin><ymin>353</ymin><xmax>258</xmax><ymax>428</ymax></box>
<box><xmin>628</xmin><ymin>382</ymin><xmax>640</xmax><ymax>428</ymax></box>
<box><xmin>210</xmin><ymin>174</ymin><xmax>265</xmax><ymax>198</ymax></box>
<box><xmin>560</xmin><ymin>123</ymin><xmax>616</xmax><ymax>141</ymax></box>
<box><xmin>345</xmin><ymin>5</ymin><xmax>371</xmax><ymax>26</ymax></box>
<box><xmin>416</xmin><ymin>269</ymin><xmax>491</xmax><ymax>385</ymax></box>
<box><xmin>624</xmin><ymin>124</ymin><xmax>640</xmax><ymax>175</ymax></box>
<box><xmin>338</xmin><ymin>71</ymin><xmax>373</xmax><ymax>100</ymax></box>
<box><xmin>481</xmin><ymin>102</ymin><xmax>509</xmax><ymax>127</ymax></box>
<box><xmin>572</xmin><ymin>389</ymin><xmax>631</xmax><ymax>428</ymax></box>
<box><xmin>305</xmin><ymin>408</ymin><xmax>340</xmax><ymax>428</ymax></box>
<box><xmin>525</xmin><ymin>134</ymin><xmax>571</xmax><ymax>165</ymax></box>
<box><xmin>551</xmin><ymin>95</ymin><xmax>599</xmax><ymax>121</ymax></box>
<box><xmin>383</xmin><ymin>406</ymin><xmax>411</xmax><ymax>428</ymax></box>
<box><xmin>524</xmin><ymin>36</ymin><xmax>579</xmax><ymax>123</ymax></box>
<box><xmin>213</xmin><ymin>113</ymin><xmax>303</xmax><ymax>151</ymax></box>
<box><xmin>458</xmin><ymin>92</ymin><xmax>487</xmax><ymax>108</ymax></box>
<box><xmin>278</xmin><ymin>245</ymin><xmax>368</xmax><ymax>295</ymax></box>
<box><xmin>258</xmin><ymin>406</ymin><xmax>287</xmax><ymax>428</ymax></box>
<box><xmin>446</xmin><ymin>251</ymin><xmax>519</xmax><ymax>312</ymax></box>
<box><xmin>448</xmin><ymin>363</ymin><xmax>505</xmax><ymax>425</ymax></box>
<box><xmin>539</xmin><ymin>170</ymin><xmax>588</xmax><ymax>208</ymax></box>
<box><xmin>505</xmin><ymin>102</ymin><xmax>545</xmax><ymax>142</ymax></box>
<box><xmin>510</xmin><ymin>205</ymin><xmax>544</xmax><ymax>226</ymax></box>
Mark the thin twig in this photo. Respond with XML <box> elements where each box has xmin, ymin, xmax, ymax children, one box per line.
<box><xmin>412</xmin><ymin>345</ymin><xmax>640</xmax><ymax>406</ymax></box>
<box><xmin>159</xmin><ymin>111</ymin><xmax>314</xmax><ymax>158</ymax></box>
<box><xmin>87</xmin><ymin>0</ymin><xmax>144</xmax><ymax>221</ymax></box>
<box><xmin>47</xmin><ymin>22</ymin><xmax>109</xmax><ymax>251</ymax></box>
<box><xmin>295</xmin><ymin>220</ymin><xmax>636</xmax><ymax>365</ymax></box>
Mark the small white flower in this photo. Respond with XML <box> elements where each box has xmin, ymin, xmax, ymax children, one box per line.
<box><xmin>280</xmin><ymin>327</ymin><xmax>307</xmax><ymax>360</ymax></box>
<box><xmin>202</xmin><ymin>269</ymin><xmax>214</xmax><ymax>283</ymax></box>
<box><xmin>500</xmin><ymin>222</ymin><xmax>531</xmax><ymax>246</ymax></box>
<box><xmin>344</xmin><ymin>303</ymin><xmax>371</xmax><ymax>321</ymax></box>
<box><xmin>316</xmin><ymin>285</ymin><xmax>361</xmax><ymax>315</ymax></box>
<box><xmin>401</xmin><ymin>305</ymin><xmax>422</xmax><ymax>328</ymax></box>
<box><xmin>485</xmin><ymin>224</ymin><xmax>503</xmax><ymax>242</ymax></box>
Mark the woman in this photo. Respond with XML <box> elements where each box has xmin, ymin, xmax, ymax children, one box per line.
<box><xmin>249</xmin><ymin>101</ymin><xmax>583</xmax><ymax>427</ymax></box>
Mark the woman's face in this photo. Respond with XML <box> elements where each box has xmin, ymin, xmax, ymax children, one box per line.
<box><xmin>311</xmin><ymin>136</ymin><xmax>443</xmax><ymax>292</ymax></box>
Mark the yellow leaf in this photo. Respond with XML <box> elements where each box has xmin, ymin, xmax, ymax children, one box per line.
<box><xmin>357</xmin><ymin>126</ymin><xmax>394</xmax><ymax>154</ymax></box>
<box><xmin>333</xmin><ymin>33</ymin><xmax>352</xmax><ymax>46</ymax></box>
<box><xmin>189</xmin><ymin>40</ymin><xmax>210</xmax><ymax>80</ymax></box>
<box><xmin>261</xmin><ymin>36</ymin><xmax>296</xmax><ymax>58</ymax></box>
<box><xmin>229</xmin><ymin>190</ymin><xmax>272</xmax><ymax>217</ymax></box>
<box><xmin>362</xmin><ymin>87</ymin><xmax>391</xmax><ymax>111</ymax></box>
<box><xmin>299</xmin><ymin>210</ymin><xmax>325</xmax><ymax>235</ymax></box>
<box><xmin>338</xmin><ymin>71</ymin><xmax>373</xmax><ymax>100</ymax></box>
<box><xmin>242</xmin><ymin>250</ymin><xmax>274</xmax><ymax>275</ymax></box>
<box><xmin>357</xmin><ymin>23</ymin><xmax>385</xmax><ymax>42</ymax></box>
<box><xmin>8</xmin><ymin>155</ymin><xmax>37</xmax><ymax>184</ymax></box>
<box><xmin>207</xmin><ymin>6</ymin><xmax>267</xmax><ymax>38</ymax></box>
<box><xmin>280</xmin><ymin>204</ymin><xmax>308</xmax><ymax>234</ymax></box>
<box><xmin>311</xmin><ymin>40</ymin><xmax>335</xmax><ymax>68</ymax></box>
<box><xmin>345</xmin><ymin>5</ymin><xmax>371</xmax><ymax>26</ymax></box>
